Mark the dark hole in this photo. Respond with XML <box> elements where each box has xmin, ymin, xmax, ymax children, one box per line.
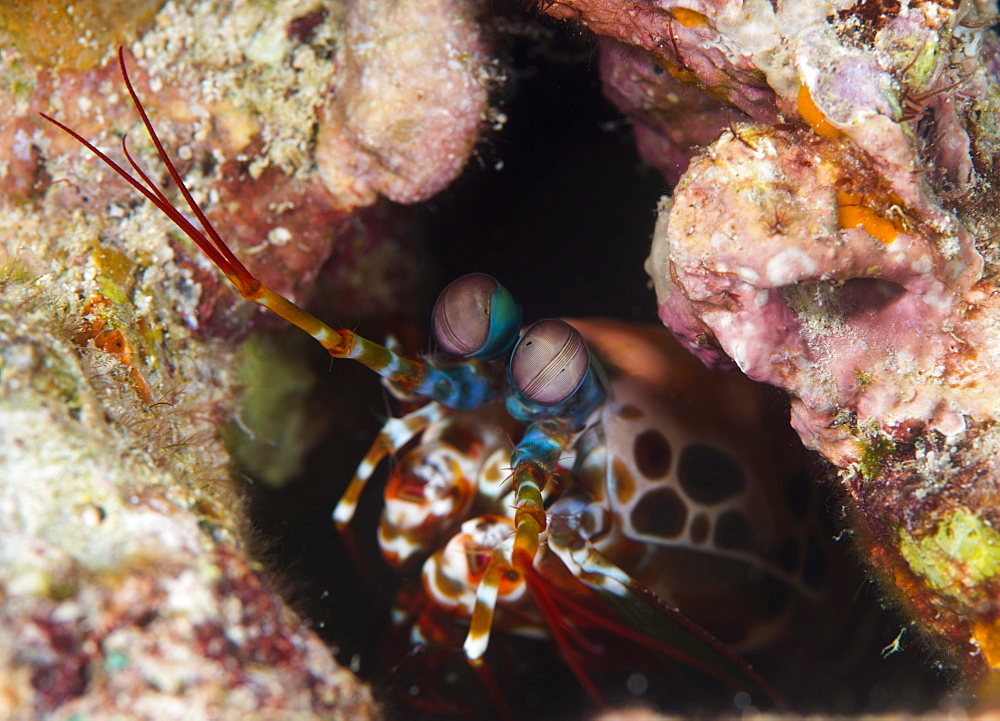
<box><xmin>758</xmin><ymin>575</ymin><xmax>791</xmax><ymax>620</ymax></box>
<box><xmin>778</xmin><ymin>539</ymin><xmax>799</xmax><ymax>572</ymax></box>
<box><xmin>689</xmin><ymin>512</ymin><xmax>710</xmax><ymax>544</ymax></box>
<box><xmin>833</xmin><ymin>278</ymin><xmax>907</xmax><ymax>320</ymax></box>
<box><xmin>713</xmin><ymin>509</ymin><xmax>752</xmax><ymax>550</ymax></box>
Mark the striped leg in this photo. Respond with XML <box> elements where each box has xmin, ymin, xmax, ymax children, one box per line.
<box><xmin>333</xmin><ymin>402</ymin><xmax>447</xmax><ymax>529</ymax></box>
<box><xmin>463</xmin><ymin>418</ymin><xmax>573</xmax><ymax>662</ymax></box>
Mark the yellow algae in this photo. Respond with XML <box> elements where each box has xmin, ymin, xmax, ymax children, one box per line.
<box><xmin>0</xmin><ymin>0</ymin><xmax>165</xmax><ymax>70</ymax></box>
<box><xmin>899</xmin><ymin>508</ymin><xmax>1000</xmax><ymax>600</ymax></box>
<box><xmin>837</xmin><ymin>190</ymin><xmax>902</xmax><ymax>244</ymax></box>
<box><xmin>797</xmin><ymin>85</ymin><xmax>841</xmax><ymax>139</ymax></box>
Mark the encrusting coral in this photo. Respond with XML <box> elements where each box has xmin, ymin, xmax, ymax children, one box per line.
<box><xmin>0</xmin><ymin>271</ymin><xmax>377</xmax><ymax>719</ymax></box>
<box><xmin>542</xmin><ymin>0</ymin><xmax>1000</xmax><ymax>691</ymax></box>
<box><xmin>316</xmin><ymin>0</ymin><xmax>493</xmax><ymax>206</ymax></box>
<box><xmin>0</xmin><ymin>0</ymin><xmax>494</xmax><ymax>716</ymax></box>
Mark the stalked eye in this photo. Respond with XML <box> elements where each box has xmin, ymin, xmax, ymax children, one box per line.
<box><xmin>510</xmin><ymin>319</ymin><xmax>590</xmax><ymax>405</ymax></box>
<box><xmin>431</xmin><ymin>273</ymin><xmax>520</xmax><ymax>360</ymax></box>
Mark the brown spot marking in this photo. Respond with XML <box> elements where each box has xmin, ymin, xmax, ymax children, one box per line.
<box><xmin>287</xmin><ymin>8</ymin><xmax>327</xmax><ymax>43</ymax></box>
<box><xmin>759</xmin><ymin>575</ymin><xmax>791</xmax><ymax>620</ymax></box>
<box><xmin>438</xmin><ymin>422</ymin><xmax>485</xmax><ymax>457</ymax></box>
<box><xmin>615</xmin><ymin>403</ymin><xmax>644</xmax><ymax>419</ymax></box>
<box><xmin>630</xmin><ymin>487</ymin><xmax>687</xmax><ymax>538</ymax></box>
<box><xmin>581</xmin><ymin>506</ymin><xmax>610</xmax><ymax>542</ymax></box>
<box><xmin>714</xmin><ymin>510</ymin><xmax>752</xmax><ymax>550</ymax></box>
<box><xmin>689</xmin><ymin>512</ymin><xmax>710</xmax><ymax>544</ymax></box>
<box><xmin>610</xmin><ymin>457</ymin><xmax>637</xmax><ymax>504</ymax></box>
<box><xmin>678</xmin><ymin>443</ymin><xmax>745</xmax><ymax>505</ymax></box>
<box><xmin>633</xmin><ymin>428</ymin><xmax>673</xmax><ymax>479</ymax></box>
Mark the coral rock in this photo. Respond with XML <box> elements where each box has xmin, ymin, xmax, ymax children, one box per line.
<box><xmin>2</xmin><ymin>0</ymin><xmax>439</xmax><ymax>324</ymax></box>
<box><xmin>316</xmin><ymin>0</ymin><xmax>492</xmax><ymax>206</ymax></box>
<box><xmin>0</xmin><ymin>275</ymin><xmax>377</xmax><ymax>719</ymax></box>
<box><xmin>648</xmin><ymin>125</ymin><xmax>988</xmax><ymax>467</ymax></box>
<box><xmin>599</xmin><ymin>37</ymin><xmax>746</xmax><ymax>184</ymax></box>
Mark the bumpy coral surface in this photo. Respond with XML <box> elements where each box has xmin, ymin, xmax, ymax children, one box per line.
<box><xmin>0</xmin><ymin>273</ymin><xmax>377</xmax><ymax>719</ymax></box>
<box><xmin>316</xmin><ymin>0</ymin><xmax>493</xmax><ymax>206</ymax></box>
<box><xmin>545</xmin><ymin>0</ymin><xmax>1000</xmax><ymax>690</ymax></box>
<box><xmin>0</xmin><ymin>0</ymin><xmax>494</xmax><ymax>716</ymax></box>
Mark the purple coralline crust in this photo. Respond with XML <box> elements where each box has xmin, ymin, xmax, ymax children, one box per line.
<box><xmin>544</xmin><ymin>0</ymin><xmax>988</xmax><ymax>211</ymax></box>
<box><xmin>650</xmin><ymin>127</ymin><xmax>992</xmax><ymax>466</ymax></box>
<box><xmin>542</xmin><ymin>0</ymin><xmax>784</xmax><ymax>123</ymax></box>
<box><xmin>599</xmin><ymin>38</ymin><xmax>748</xmax><ymax>184</ymax></box>
<box><xmin>316</xmin><ymin>0</ymin><xmax>492</xmax><ymax>206</ymax></box>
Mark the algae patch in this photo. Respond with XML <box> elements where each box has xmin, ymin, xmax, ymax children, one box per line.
<box><xmin>899</xmin><ymin>508</ymin><xmax>1000</xmax><ymax>600</ymax></box>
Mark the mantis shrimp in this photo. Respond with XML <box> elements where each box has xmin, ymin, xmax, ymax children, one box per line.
<box><xmin>43</xmin><ymin>47</ymin><xmax>852</xmax><ymax>716</ymax></box>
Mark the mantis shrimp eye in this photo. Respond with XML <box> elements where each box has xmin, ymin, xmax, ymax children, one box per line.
<box><xmin>510</xmin><ymin>319</ymin><xmax>590</xmax><ymax>406</ymax></box>
<box><xmin>432</xmin><ymin>273</ymin><xmax>521</xmax><ymax>360</ymax></box>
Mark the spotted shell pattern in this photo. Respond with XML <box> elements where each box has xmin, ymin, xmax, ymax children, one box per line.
<box><xmin>558</xmin><ymin>319</ymin><xmax>829</xmax><ymax>653</ymax></box>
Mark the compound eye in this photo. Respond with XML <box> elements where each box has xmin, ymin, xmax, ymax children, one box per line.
<box><xmin>432</xmin><ymin>273</ymin><xmax>519</xmax><ymax>359</ymax></box>
<box><xmin>510</xmin><ymin>319</ymin><xmax>590</xmax><ymax>405</ymax></box>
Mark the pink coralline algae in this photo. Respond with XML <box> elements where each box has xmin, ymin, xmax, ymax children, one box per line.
<box><xmin>650</xmin><ymin>126</ymin><xmax>987</xmax><ymax>467</ymax></box>
<box><xmin>599</xmin><ymin>37</ymin><xmax>748</xmax><ymax>185</ymax></box>
<box><xmin>316</xmin><ymin>0</ymin><xmax>493</xmax><ymax>206</ymax></box>
<box><xmin>547</xmin><ymin>0</ymin><xmax>1000</xmax><ymax>688</ymax></box>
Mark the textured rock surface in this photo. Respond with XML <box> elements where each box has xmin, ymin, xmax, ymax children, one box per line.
<box><xmin>599</xmin><ymin>37</ymin><xmax>747</xmax><ymax>185</ymax></box>
<box><xmin>316</xmin><ymin>0</ymin><xmax>494</xmax><ymax>206</ymax></box>
<box><xmin>545</xmin><ymin>0</ymin><xmax>1000</xmax><ymax>690</ymax></box>
<box><xmin>1</xmin><ymin>0</ymin><xmax>469</xmax><ymax>314</ymax></box>
<box><xmin>0</xmin><ymin>270</ymin><xmax>377</xmax><ymax>719</ymax></box>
